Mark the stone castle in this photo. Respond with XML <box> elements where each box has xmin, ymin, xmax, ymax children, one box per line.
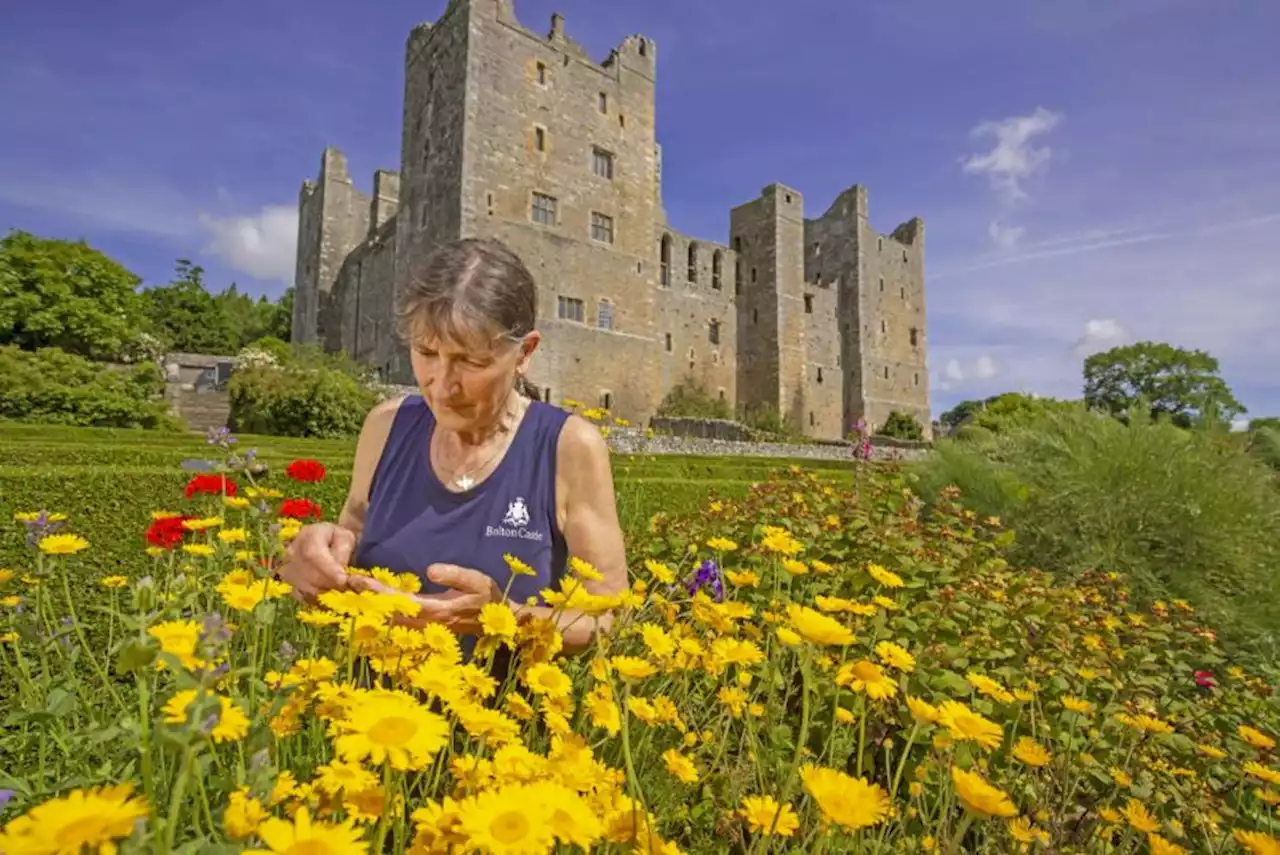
<box><xmin>291</xmin><ymin>0</ymin><xmax>931</xmax><ymax>439</ymax></box>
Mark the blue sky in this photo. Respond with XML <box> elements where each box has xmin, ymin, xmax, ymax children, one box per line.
<box><xmin>2</xmin><ymin>0</ymin><xmax>1278</xmax><ymax>419</ymax></box>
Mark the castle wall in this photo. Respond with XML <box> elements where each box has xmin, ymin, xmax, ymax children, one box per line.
<box><xmin>326</xmin><ymin>219</ymin><xmax>399</xmax><ymax>372</ymax></box>
<box><xmin>654</xmin><ymin>228</ymin><xmax>737</xmax><ymax>408</ymax></box>
<box><xmin>292</xmin><ymin>181</ymin><xmax>322</xmax><ymax>343</ymax></box>
<box><xmin>453</xmin><ymin>0</ymin><xmax>663</xmax><ymax>423</ymax></box>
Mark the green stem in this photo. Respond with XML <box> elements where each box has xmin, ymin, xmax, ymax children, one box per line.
<box><xmin>947</xmin><ymin>812</ymin><xmax>975</xmax><ymax>855</ymax></box>
<box><xmin>162</xmin><ymin>744</ymin><xmax>197</xmax><ymax>854</ymax></box>
<box><xmin>60</xmin><ymin>566</ymin><xmax>124</xmax><ymax>708</ymax></box>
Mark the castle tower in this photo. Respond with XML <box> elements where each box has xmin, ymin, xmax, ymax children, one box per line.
<box><xmin>730</xmin><ymin>184</ymin><xmax>808</xmax><ymax>428</ymax></box>
<box><xmin>291</xmin><ymin>148</ymin><xmax>371</xmax><ymax>345</ymax></box>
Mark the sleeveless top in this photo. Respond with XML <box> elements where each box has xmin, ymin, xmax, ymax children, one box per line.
<box><xmin>353</xmin><ymin>395</ymin><xmax>571</xmax><ymax>606</ymax></box>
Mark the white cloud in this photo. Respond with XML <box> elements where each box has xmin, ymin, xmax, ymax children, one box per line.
<box><xmin>962</xmin><ymin>107</ymin><xmax>1063</xmax><ymax>203</ymax></box>
<box><xmin>936</xmin><ymin>354</ymin><xmax>1000</xmax><ymax>392</ymax></box>
<box><xmin>988</xmin><ymin>220</ymin><xmax>1025</xmax><ymax>248</ymax></box>
<box><xmin>198</xmin><ymin>205</ymin><xmax>298</xmax><ymax>285</ymax></box>
<box><xmin>1074</xmin><ymin>318</ymin><xmax>1128</xmax><ymax>356</ymax></box>
<box><xmin>973</xmin><ymin>354</ymin><xmax>998</xmax><ymax>379</ymax></box>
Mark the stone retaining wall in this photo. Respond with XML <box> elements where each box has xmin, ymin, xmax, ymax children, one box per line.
<box><xmin>605</xmin><ymin>428</ymin><xmax>927</xmax><ymax>462</ymax></box>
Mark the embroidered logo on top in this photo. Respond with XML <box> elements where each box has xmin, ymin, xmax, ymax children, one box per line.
<box><xmin>487</xmin><ymin>496</ymin><xmax>543</xmax><ymax>542</ymax></box>
<box><xmin>503</xmin><ymin>497</ymin><xmax>531</xmax><ymax>528</ymax></box>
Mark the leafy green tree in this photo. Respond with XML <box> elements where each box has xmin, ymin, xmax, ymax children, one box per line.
<box><xmin>216</xmin><ymin>284</ymin><xmax>292</xmax><ymax>347</ymax></box>
<box><xmin>877</xmin><ymin>411</ymin><xmax>924</xmax><ymax>441</ymax></box>
<box><xmin>939</xmin><ymin>398</ymin><xmax>987</xmax><ymax>429</ymax></box>
<box><xmin>0</xmin><ymin>230</ymin><xmax>150</xmax><ymax>360</ymax></box>
<box><xmin>1083</xmin><ymin>341</ymin><xmax>1245</xmax><ymax>426</ymax></box>
<box><xmin>1248</xmin><ymin>416</ymin><xmax>1280</xmax><ymax>432</ymax></box>
<box><xmin>655</xmin><ymin>376</ymin><xmax>732</xmax><ymax>420</ymax></box>
<box><xmin>140</xmin><ymin>260</ymin><xmax>239</xmax><ymax>354</ymax></box>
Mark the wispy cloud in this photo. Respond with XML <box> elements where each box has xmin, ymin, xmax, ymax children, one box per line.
<box><xmin>198</xmin><ymin>206</ymin><xmax>298</xmax><ymax>284</ymax></box>
<box><xmin>962</xmin><ymin>107</ymin><xmax>1063</xmax><ymax>204</ymax></box>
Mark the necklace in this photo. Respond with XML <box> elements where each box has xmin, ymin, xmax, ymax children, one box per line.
<box><xmin>437</xmin><ymin>397</ymin><xmax>526</xmax><ymax>491</ymax></box>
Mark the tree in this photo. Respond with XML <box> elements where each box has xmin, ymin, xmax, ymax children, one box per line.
<box><xmin>1083</xmin><ymin>341</ymin><xmax>1245</xmax><ymax>427</ymax></box>
<box><xmin>0</xmin><ymin>230</ymin><xmax>150</xmax><ymax>360</ymax></box>
<box><xmin>141</xmin><ymin>260</ymin><xmax>239</xmax><ymax>354</ymax></box>
<box><xmin>877</xmin><ymin>411</ymin><xmax>924</xmax><ymax>441</ymax></box>
<box><xmin>939</xmin><ymin>398</ymin><xmax>988</xmax><ymax>429</ymax></box>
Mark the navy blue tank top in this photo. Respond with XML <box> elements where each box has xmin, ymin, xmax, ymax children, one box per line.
<box><xmin>353</xmin><ymin>395</ymin><xmax>570</xmax><ymax>605</ymax></box>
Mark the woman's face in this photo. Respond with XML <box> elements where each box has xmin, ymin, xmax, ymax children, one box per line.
<box><xmin>409</xmin><ymin>322</ymin><xmax>539</xmax><ymax>433</ymax></box>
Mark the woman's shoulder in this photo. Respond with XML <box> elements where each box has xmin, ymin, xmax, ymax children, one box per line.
<box><xmin>553</xmin><ymin>411</ymin><xmax>610</xmax><ymax>467</ymax></box>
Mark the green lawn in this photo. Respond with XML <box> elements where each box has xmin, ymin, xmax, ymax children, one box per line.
<box><xmin>0</xmin><ymin>422</ymin><xmax>859</xmax><ymax>581</ymax></box>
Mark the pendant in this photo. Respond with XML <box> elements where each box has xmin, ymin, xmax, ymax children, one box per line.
<box><xmin>455</xmin><ymin>475</ymin><xmax>475</xmax><ymax>491</ymax></box>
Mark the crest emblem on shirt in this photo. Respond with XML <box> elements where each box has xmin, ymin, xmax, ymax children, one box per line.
<box><xmin>502</xmin><ymin>497</ymin><xmax>531</xmax><ymax>528</ymax></box>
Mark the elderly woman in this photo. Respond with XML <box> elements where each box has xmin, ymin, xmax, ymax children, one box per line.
<box><xmin>279</xmin><ymin>238</ymin><xmax>628</xmax><ymax>654</ymax></box>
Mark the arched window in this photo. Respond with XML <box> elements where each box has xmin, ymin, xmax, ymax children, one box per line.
<box><xmin>659</xmin><ymin>235</ymin><xmax>672</xmax><ymax>287</ymax></box>
<box><xmin>687</xmin><ymin>242</ymin><xmax>699</xmax><ymax>283</ymax></box>
<box><xmin>712</xmin><ymin>250</ymin><xmax>723</xmax><ymax>290</ymax></box>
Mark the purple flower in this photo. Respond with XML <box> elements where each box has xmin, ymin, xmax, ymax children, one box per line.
<box><xmin>200</xmin><ymin>613</ymin><xmax>231</xmax><ymax>648</ymax></box>
<box><xmin>686</xmin><ymin>558</ymin><xmax>724</xmax><ymax>603</ymax></box>
<box><xmin>0</xmin><ymin>788</ymin><xmax>13</xmax><ymax>808</ymax></box>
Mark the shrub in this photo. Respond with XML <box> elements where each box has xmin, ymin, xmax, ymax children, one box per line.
<box><xmin>877</xmin><ymin>410</ymin><xmax>924</xmax><ymax>441</ymax></box>
<box><xmin>1245</xmin><ymin>425</ymin><xmax>1280</xmax><ymax>471</ymax></box>
<box><xmin>655</xmin><ymin>375</ymin><xmax>732</xmax><ymax>420</ymax></box>
<box><xmin>913</xmin><ymin>406</ymin><xmax>1280</xmax><ymax>654</ymax></box>
<box><xmin>227</xmin><ymin>362</ymin><xmax>379</xmax><ymax>438</ymax></box>
<box><xmin>0</xmin><ymin>345</ymin><xmax>182</xmax><ymax>430</ymax></box>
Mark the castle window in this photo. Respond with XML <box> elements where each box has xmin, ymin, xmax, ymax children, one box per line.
<box><xmin>878</xmin><ymin>238</ymin><xmax>883</xmax><ymax>251</ymax></box>
<box><xmin>809</xmin><ymin>411</ymin><xmax>814</xmax><ymax>426</ymax></box>
<box><xmin>733</xmin><ymin>236</ymin><xmax>742</xmax><ymax>252</ymax></box>
<box><xmin>619</xmin><ymin>114</ymin><xmax>625</xmax><ymax>128</ymax></box>
<box><xmin>914</xmin><ymin>373</ymin><xmax>920</xmax><ymax>386</ymax></box>
<box><xmin>531</xmin><ymin>192</ymin><xmax>557</xmax><ymax>226</ymax></box>
<box><xmin>734</xmin><ymin>261</ymin><xmax>742</xmax><ymax>295</ymax></box>
<box><xmin>417</xmin><ymin>202</ymin><xmax>428</xmax><ymax>229</ymax></box>
<box><xmin>590</xmin><ymin>212</ymin><xmax>614</xmax><ymax>244</ymax></box>
<box><xmin>909</xmin><ymin>327</ymin><xmax>919</xmax><ymax>347</ymax></box>
<box><xmin>665</xmin><ymin>333</ymin><xmax>672</xmax><ymax>352</ymax></box>
<box><xmin>903</xmin><ymin>250</ymin><xmax>908</xmax><ymax>263</ymax></box>
<box><xmin>751</xmin><ymin>267</ymin><xmax>757</xmax><ymax>283</ymax></box>
<box><xmin>687</xmin><ymin>243</ymin><xmax>699</xmax><ymax>282</ymax></box>
<box><xmin>879</xmin><ymin>277</ymin><xmax>885</xmax><ymax>293</ymax></box>
<box><xmin>752</xmin><ymin>309</ymin><xmax>758</xmax><ymax>324</ymax></box>
<box><xmin>901</xmin><ymin>287</ymin><xmax>906</xmax><ymax>299</ymax></box>
<box><xmin>639</xmin><ymin>39</ymin><xmax>647</xmax><ymax>57</ymax></box>
<box><xmin>592</xmin><ymin>147</ymin><xmax>614</xmax><ymax>179</ymax></box>
<box><xmin>596</xmin><ymin>299</ymin><xmax>614</xmax><ymax>330</ymax></box>
<box><xmin>536</xmin><ymin>62</ymin><xmax>548</xmax><ymax>85</ymax></box>
<box><xmin>544</xmin><ymin>387</ymin><xmax>552</xmax><ymax>403</ymax></box>
<box><xmin>883</xmin><ymin>366</ymin><xmax>890</xmax><ymax>379</ymax></box>
<box><xmin>718</xmin><ymin>388</ymin><xmax>726</xmax><ymax>401</ymax></box>
<box><xmin>659</xmin><ymin>234</ymin><xmax>672</xmax><ymax>286</ymax></box>
<box><xmin>601</xmin><ymin>391</ymin><xmax>613</xmax><ymax>410</ymax></box>
<box><xmin>712</xmin><ymin>251</ymin><xmax>723</xmax><ymax>290</ymax></box>
<box><xmin>598</xmin><ymin>92</ymin><xmax>607</xmax><ymax>113</ymax></box>
<box><xmin>785</xmin><ymin>193</ymin><xmax>793</xmax><ymax>203</ymax></box>
<box><xmin>804</xmin><ymin>294</ymin><xmax>813</xmax><ymax>314</ymax></box>
<box><xmin>817</xmin><ymin>367</ymin><xmax>824</xmax><ymax>383</ymax></box>
<box><xmin>880</xmin><ymin>320</ymin><xmax>886</xmax><ymax>334</ymax></box>
<box><xmin>813</xmin><ymin>241</ymin><xmax>821</xmax><ymax>256</ymax></box>
<box><xmin>556</xmin><ymin>295</ymin><xmax>584</xmax><ymax>323</ymax></box>
<box><xmin>534</xmin><ymin>126</ymin><xmax>546</xmax><ymax>152</ymax></box>
<box><xmin>708</xmin><ymin>319</ymin><xmax>720</xmax><ymax>345</ymax></box>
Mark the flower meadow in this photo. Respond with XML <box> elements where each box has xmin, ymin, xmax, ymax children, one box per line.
<box><xmin>1</xmin><ymin>433</ymin><xmax>1279</xmax><ymax>854</ymax></box>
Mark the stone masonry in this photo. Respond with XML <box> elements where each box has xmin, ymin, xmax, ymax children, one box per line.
<box><xmin>291</xmin><ymin>0</ymin><xmax>931</xmax><ymax>439</ymax></box>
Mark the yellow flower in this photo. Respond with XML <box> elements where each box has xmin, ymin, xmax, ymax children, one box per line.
<box><xmin>663</xmin><ymin>749</ymin><xmax>699</xmax><ymax>783</ymax></box>
<box><xmin>1062</xmin><ymin>696</ymin><xmax>1094</xmax><ymax>714</ymax></box>
<box><xmin>182</xmin><ymin>516</ymin><xmax>223</xmax><ymax>531</ymax></box>
<box><xmin>1012</xmin><ymin>737</ymin><xmax>1051</xmax><ymax>768</ymax></box>
<box><xmin>799</xmin><ymin>765</ymin><xmax>890</xmax><ymax>830</ymax></box>
<box><xmin>315</xmin><ymin>760</ymin><xmax>378</xmax><ymax>796</ymax></box>
<box><xmin>706</xmin><ymin>537</ymin><xmax>738</xmax><ymax>551</ymax></box>
<box><xmin>183</xmin><ymin>543</ymin><xmax>216</xmax><ymax>558</ymax></box>
<box><xmin>1121</xmin><ymin>798</ymin><xmax>1159</xmax><ymax>834</ymax></box>
<box><xmin>0</xmin><ymin>595</ymin><xmax>20</xmax><ymax>608</ymax></box>
<box><xmin>1233</xmin><ymin>829</ymin><xmax>1280</xmax><ymax>854</ymax></box>
<box><xmin>787</xmin><ymin>604</ymin><xmax>854</xmax><ymax>647</ymax></box>
<box><xmin>14</xmin><ymin>511</ymin><xmax>68</xmax><ymax>523</ymax></box>
<box><xmin>224</xmin><ymin>788</ymin><xmax>267</xmax><ymax>839</ymax></box>
<box><xmin>503</xmin><ymin>553</ymin><xmax>536</xmax><ymax>577</ymax></box>
<box><xmin>217</xmin><ymin>527</ymin><xmax>247</xmax><ymax>544</ymax></box>
<box><xmin>1116</xmin><ymin>713</ymin><xmax>1174</xmax><ymax>735</ymax></box>
<box><xmin>161</xmin><ymin>689</ymin><xmax>250</xmax><ymax>743</ymax></box>
<box><xmin>775</xmin><ymin>626</ymin><xmax>802</xmax><ymax>646</ymax></box>
<box><xmin>99</xmin><ymin>575</ymin><xmax>128</xmax><ymax>589</ymax></box>
<box><xmin>866</xmin><ymin>563</ymin><xmax>904</xmax><ymax>588</ymax></box>
<box><xmin>966</xmin><ymin>672</ymin><xmax>1015</xmax><ymax>704</ymax></box>
<box><xmin>568</xmin><ymin>556</ymin><xmax>603</xmax><ymax>581</ymax></box>
<box><xmin>1244</xmin><ymin>762</ymin><xmax>1280</xmax><ymax>787</ymax></box>
<box><xmin>781</xmin><ymin>558</ymin><xmax>809</xmax><ymax>576</ymax></box>
<box><xmin>242</xmin><ymin>807</ymin><xmax>366</xmax><ymax>854</ymax></box>
<box><xmin>837</xmin><ymin>660</ymin><xmax>898</xmax><ymax>700</ymax></box>
<box><xmin>610</xmin><ymin>655</ymin><xmax>658</xmax><ymax>680</ymax></box>
<box><xmin>332</xmin><ymin>689</ymin><xmax>450</xmax><ymax>770</ymax></box>
<box><xmin>906</xmin><ymin>696</ymin><xmax>940</xmax><ymax>724</ymax></box>
<box><xmin>644</xmin><ymin>559</ymin><xmax>676</xmax><ymax>584</ymax></box>
<box><xmin>523</xmin><ymin>663</ymin><xmax>572</xmax><ymax>698</ymax></box>
<box><xmin>1148</xmin><ymin>832</ymin><xmax>1188</xmax><ymax>855</ymax></box>
<box><xmin>479</xmin><ymin>602</ymin><xmax>518</xmax><ymax>640</ymax></box>
<box><xmin>0</xmin><ymin>783</ymin><xmax>149</xmax><ymax>854</ymax></box>
<box><xmin>875</xmin><ymin>641</ymin><xmax>915</xmax><ymax>672</ymax></box>
<box><xmin>456</xmin><ymin>783</ymin><xmax>556</xmax><ymax>854</ymax></box>
<box><xmin>37</xmin><ymin>533</ymin><xmax>89</xmax><ymax>555</ymax></box>
<box><xmin>937</xmin><ymin>701</ymin><xmax>1003</xmax><ymax>751</ymax></box>
<box><xmin>738</xmin><ymin>795</ymin><xmax>799</xmax><ymax>837</ymax></box>
<box><xmin>1240</xmin><ymin>725</ymin><xmax>1277</xmax><ymax>751</ymax></box>
<box><xmin>951</xmin><ymin>766</ymin><xmax>1018</xmax><ymax>818</ymax></box>
<box><xmin>148</xmin><ymin>619</ymin><xmax>205</xmax><ymax>671</ymax></box>
<box><xmin>725</xmin><ymin>570</ymin><xmax>759</xmax><ymax>587</ymax></box>
<box><xmin>1110</xmin><ymin>767</ymin><xmax>1133</xmax><ymax>787</ymax></box>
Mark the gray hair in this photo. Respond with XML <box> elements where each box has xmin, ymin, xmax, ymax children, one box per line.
<box><xmin>394</xmin><ymin>238</ymin><xmax>541</xmax><ymax>400</ymax></box>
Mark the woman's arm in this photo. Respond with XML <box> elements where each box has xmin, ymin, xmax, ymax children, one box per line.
<box><xmin>335</xmin><ymin>394</ymin><xmax>405</xmax><ymax>546</ymax></box>
<box><xmin>512</xmin><ymin>415</ymin><xmax>629</xmax><ymax>653</ymax></box>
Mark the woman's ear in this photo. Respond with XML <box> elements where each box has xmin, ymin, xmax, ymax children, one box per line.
<box><xmin>516</xmin><ymin>331</ymin><xmax>542</xmax><ymax>372</ymax></box>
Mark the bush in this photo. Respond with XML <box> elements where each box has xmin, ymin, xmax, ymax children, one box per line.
<box><xmin>655</xmin><ymin>376</ymin><xmax>732</xmax><ymax>420</ymax></box>
<box><xmin>227</xmin><ymin>363</ymin><xmax>379</xmax><ymax>439</ymax></box>
<box><xmin>1245</xmin><ymin>425</ymin><xmax>1280</xmax><ymax>471</ymax></box>
<box><xmin>877</xmin><ymin>410</ymin><xmax>924</xmax><ymax>441</ymax></box>
<box><xmin>0</xmin><ymin>345</ymin><xmax>182</xmax><ymax>430</ymax></box>
<box><xmin>913</xmin><ymin>406</ymin><xmax>1280</xmax><ymax>654</ymax></box>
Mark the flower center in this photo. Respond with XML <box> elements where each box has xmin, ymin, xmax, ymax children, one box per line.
<box><xmin>284</xmin><ymin>841</ymin><xmax>335</xmax><ymax>855</ymax></box>
<box><xmin>55</xmin><ymin>816</ymin><xmax>109</xmax><ymax>846</ymax></box>
<box><xmin>491</xmin><ymin>810</ymin><xmax>531</xmax><ymax>844</ymax></box>
<box><xmin>369</xmin><ymin>715</ymin><xmax>417</xmax><ymax>746</ymax></box>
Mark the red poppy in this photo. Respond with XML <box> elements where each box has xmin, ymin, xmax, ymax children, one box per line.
<box><xmin>285</xmin><ymin>459</ymin><xmax>327</xmax><ymax>483</ymax></box>
<box><xmin>280</xmin><ymin>498</ymin><xmax>323</xmax><ymax>519</ymax></box>
<box><xmin>1194</xmin><ymin>670</ymin><xmax>1217</xmax><ymax>689</ymax></box>
<box><xmin>184</xmin><ymin>474</ymin><xmax>237</xmax><ymax>499</ymax></box>
<box><xmin>145</xmin><ymin>515</ymin><xmax>195</xmax><ymax>550</ymax></box>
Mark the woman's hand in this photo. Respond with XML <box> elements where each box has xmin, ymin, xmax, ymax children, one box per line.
<box><xmin>279</xmin><ymin>523</ymin><xmax>357</xmax><ymax>603</ymax></box>
<box><xmin>348</xmin><ymin>563</ymin><xmax>503</xmax><ymax>634</ymax></box>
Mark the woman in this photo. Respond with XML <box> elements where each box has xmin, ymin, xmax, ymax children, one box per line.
<box><xmin>279</xmin><ymin>238</ymin><xmax>628</xmax><ymax>655</ymax></box>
